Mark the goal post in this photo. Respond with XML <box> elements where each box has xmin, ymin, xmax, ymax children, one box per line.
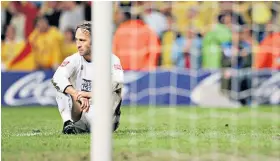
<box><xmin>91</xmin><ymin>1</ymin><xmax>113</xmax><ymax>161</ymax></box>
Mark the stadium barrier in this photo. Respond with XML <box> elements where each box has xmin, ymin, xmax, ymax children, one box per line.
<box><xmin>1</xmin><ymin>68</ymin><xmax>279</xmax><ymax>107</ymax></box>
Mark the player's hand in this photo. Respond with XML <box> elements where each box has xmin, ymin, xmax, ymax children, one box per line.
<box><xmin>76</xmin><ymin>91</ymin><xmax>91</xmax><ymax>100</ymax></box>
<box><xmin>82</xmin><ymin>100</ymin><xmax>90</xmax><ymax>113</ymax></box>
<box><xmin>78</xmin><ymin>97</ymin><xmax>90</xmax><ymax>112</ymax></box>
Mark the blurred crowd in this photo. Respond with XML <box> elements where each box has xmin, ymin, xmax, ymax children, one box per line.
<box><xmin>1</xmin><ymin>1</ymin><xmax>280</xmax><ymax>72</ymax></box>
<box><xmin>1</xmin><ymin>1</ymin><xmax>91</xmax><ymax>71</ymax></box>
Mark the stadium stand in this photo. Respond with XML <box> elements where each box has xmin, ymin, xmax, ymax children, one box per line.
<box><xmin>1</xmin><ymin>1</ymin><xmax>280</xmax><ymax>107</ymax></box>
<box><xmin>1</xmin><ymin>1</ymin><xmax>280</xmax><ymax>71</ymax></box>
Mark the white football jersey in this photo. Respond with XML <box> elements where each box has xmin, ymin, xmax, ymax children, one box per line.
<box><xmin>52</xmin><ymin>52</ymin><xmax>124</xmax><ymax>110</ymax></box>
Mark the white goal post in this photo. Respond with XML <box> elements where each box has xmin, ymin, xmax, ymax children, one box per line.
<box><xmin>91</xmin><ymin>1</ymin><xmax>113</xmax><ymax>161</ymax></box>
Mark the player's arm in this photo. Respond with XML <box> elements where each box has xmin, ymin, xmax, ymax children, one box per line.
<box><xmin>52</xmin><ymin>57</ymin><xmax>90</xmax><ymax>110</ymax></box>
<box><xmin>52</xmin><ymin>57</ymin><xmax>76</xmax><ymax>94</ymax></box>
<box><xmin>64</xmin><ymin>86</ymin><xmax>79</xmax><ymax>99</ymax></box>
<box><xmin>64</xmin><ymin>86</ymin><xmax>89</xmax><ymax>109</ymax></box>
<box><xmin>75</xmin><ymin>91</ymin><xmax>92</xmax><ymax>100</ymax></box>
<box><xmin>52</xmin><ymin>56</ymin><xmax>81</xmax><ymax>100</ymax></box>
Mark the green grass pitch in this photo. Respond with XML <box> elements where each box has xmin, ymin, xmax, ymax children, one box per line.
<box><xmin>2</xmin><ymin>106</ymin><xmax>280</xmax><ymax>161</ymax></box>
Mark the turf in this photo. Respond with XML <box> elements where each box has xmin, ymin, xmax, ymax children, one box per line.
<box><xmin>2</xmin><ymin>106</ymin><xmax>280</xmax><ymax>161</ymax></box>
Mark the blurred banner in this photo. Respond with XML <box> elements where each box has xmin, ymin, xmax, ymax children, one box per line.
<box><xmin>1</xmin><ymin>69</ymin><xmax>279</xmax><ymax>107</ymax></box>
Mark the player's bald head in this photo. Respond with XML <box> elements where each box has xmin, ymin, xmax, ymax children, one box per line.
<box><xmin>75</xmin><ymin>21</ymin><xmax>91</xmax><ymax>36</ymax></box>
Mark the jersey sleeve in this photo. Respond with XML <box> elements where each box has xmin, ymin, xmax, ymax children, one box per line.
<box><xmin>112</xmin><ymin>55</ymin><xmax>124</xmax><ymax>92</ymax></box>
<box><xmin>52</xmin><ymin>55</ymin><xmax>79</xmax><ymax>93</ymax></box>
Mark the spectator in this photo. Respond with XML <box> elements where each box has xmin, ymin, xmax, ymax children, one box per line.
<box><xmin>171</xmin><ymin>1</ymin><xmax>199</xmax><ymax>34</ymax></box>
<box><xmin>221</xmin><ymin>30</ymin><xmax>253</xmax><ymax>69</ymax></box>
<box><xmin>184</xmin><ymin>6</ymin><xmax>206</xmax><ymax>36</ymax></box>
<box><xmin>83</xmin><ymin>1</ymin><xmax>91</xmax><ymax>21</ymax></box>
<box><xmin>196</xmin><ymin>1</ymin><xmax>220</xmax><ymax>36</ymax></box>
<box><xmin>7</xmin><ymin>2</ymin><xmax>26</xmax><ymax>41</ymax></box>
<box><xmin>241</xmin><ymin>26</ymin><xmax>259</xmax><ymax>55</ymax></box>
<box><xmin>114</xmin><ymin>8</ymin><xmax>126</xmax><ymax>30</ymax></box>
<box><xmin>1</xmin><ymin>3</ymin><xmax>7</xmax><ymax>36</ymax></box>
<box><xmin>220</xmin><ymin>28</ymin><xmax>253</xmax><ymax>105</ymax></box>
<box><xmin>1</xmin><ymin>25</ymin><xmax>35</xmax><ymax>71</ymax></box>
<box><xmin>165</xmin><ymin>12</ymin><xmax>174</xmax><ymax>31</ymax></box>
<box><xmin>119</xmin><ymin>1</ymin><xmax>132</xmax><ymax>12</ymax></box>
<box><xmin>17</xmin><ymin>2</ymin><xmax>38</xmax><ymax>38</ymax></box>
<box><xmin>59</xmin><ymin>1</ymin><xmax>85</xmax><ymax>32</ymax></box>
<box><xmin>31</xmin><ymin>1</ymin><xmax>43</xmax><ymax>8</ymax></box>
<box><xmin>159</xmin><ymin>13</ymin><xmax>176</xmax><ymax>68</ymax></box>
<box><xmin>61</xmin><ymin>28</ymin><xmax>77</xmax><ymax>61</ymax></box>
<box><xmin>158</xmin><ymin>2</ymin><xmax>172</xmax><ymax>16</ymax></box>
<box><xmin>39</xmin><ymin>1</ymin><xmax>61</xmax><ymax>27</ymax></box>
<box><xmin>202</xmin><ymin>7</ymin><xmax>246</xmax><ymax>69</ymax></box>
<box><xmin>201</xmin><ymin>24</ymin><xmax>232</xmax><ymax>69</ymax></box>
<box><xmin>1</xmin><ymin>2</ymin><xmax>13</xmax><ymax>41</ymax></box>
<box><xmin>254</xmin><ymin>32</ymin><xmax>280</xmax><ymax>70</ymax></box>
<box><xmin>171</xmin><ymin>26</ymin><xmax>202</xmax><ymax>69</ymax></box>
<box><xmin>29</xmin><ymin>16</ymin><xmax>63</xmax><ymax>70</ymax></box>
<box><xmin>247</xmin><ymin>2</ymin><xmax>273</xmax><ymax>42</ymax></box>
<box><xmin>142</xmin><ymin>2</ymin><xmax>168</xmax><ymax>37</ymax></box>
<box><xmin>218</xmin><ymin>2</ymin><xmax>246</xmax><ymax>33</ymax></box>
<box><xmin>113</xmin><ymin>11</ymin><xmax>161</xmax><ymax>71</ymax></box>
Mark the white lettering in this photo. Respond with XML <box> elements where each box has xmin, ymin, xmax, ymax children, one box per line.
<box><xmin>4</xmin><ymin>71</ymin><xmax>57</xmax><ymax>106</ymax></box>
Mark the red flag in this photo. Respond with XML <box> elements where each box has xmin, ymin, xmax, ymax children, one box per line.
<box><xmin>10</xmin><ymin>41</ymin><xmax>32</xmax><ymax>66</ymax></box>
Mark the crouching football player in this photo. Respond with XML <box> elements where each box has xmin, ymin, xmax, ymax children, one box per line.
<box><xmin>51</xmin><ymin>21</ymin><xmax>124</xmax><ymax>134</ymax></box>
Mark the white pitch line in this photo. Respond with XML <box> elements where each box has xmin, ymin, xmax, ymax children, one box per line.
<box><xmin>14</xmin><ymin>132</ymin><xmax>55</xmax><ymax>137</ymax></box>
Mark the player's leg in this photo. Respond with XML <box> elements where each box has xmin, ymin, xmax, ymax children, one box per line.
<box><xmin>56</xmin><ymin>91</ymin><xmax>88</xmax><ymax>134</ymax></box>
<box><xmin>112</xmin><ymin>90</ymin><xmax>123</xmax><ymax>131</ymax></box>
<box><xmin>56</xmin><ymin>91</ymin><xmax>77</xmax><ymax>134</ymax></box>
<box><xmin>112</xmin><ymin>99</ymin><xmax>122</xmax><ymax>132</ymax></box>
<box><xmin>83</xmin><ymin>99</ymin><xmax>122</xmax><ymax>132</ymax></box>
<box><xmin>71</xmin><ymin>97</ymin><xmax>90</xmax><ymax>133</ymax></box>
<box><xmin>72</xmin><ymin>113</ymin><xmax>90</xmax><ymax>133</ymax></box>
<box><xmin>70</xmin><ymin>96</ymin><xmax>83</xmax><ymax>122</ymax></box>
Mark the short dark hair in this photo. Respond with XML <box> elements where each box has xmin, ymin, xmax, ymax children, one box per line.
<box><xmin>75</xmin><ymin>21</ymin><xmax>91</xmax><ymax>34</ymax></box>
<box><xmin>65</xmin><ymin>28</ymin><xmax>75</xmax><ymax>41</ymax></box>
<box><xmin>34</xmin><ymin>15</ymin><xmax>49</xmax><ymax>27</ymax></box>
